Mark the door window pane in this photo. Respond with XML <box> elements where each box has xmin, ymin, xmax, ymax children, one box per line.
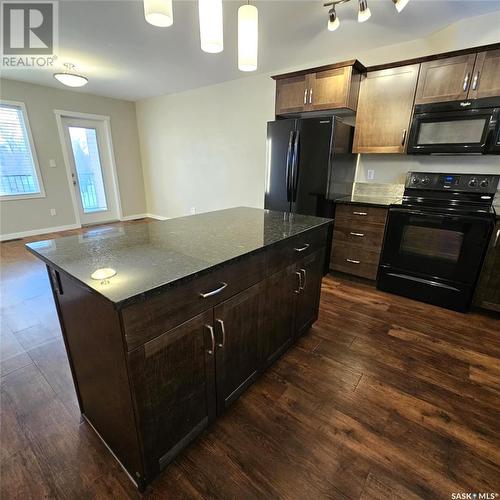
<box><xmin>417</xmin><ymin>118</ymin><xmax>486</xmax><ymax>145</ymax></box>
<box><xmin>68</xmin><ymin>127</ymin><xmax>108</xmax><ymax>213</ymax></box>
<box><xmin>0</xmin><ymin>104</ymin><xmax>42</xmax><ymax>197</ymax></box>
<box><xmin>400</xmin><ymin>225</ymin><xmax>463</xmax><ymax>262</ymax></box>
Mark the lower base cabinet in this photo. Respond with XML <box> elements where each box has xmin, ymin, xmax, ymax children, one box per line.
<box><xmin>475</xmin><ymin>221</ymin><xmax>500</xmax><ymax>312</ymax></box>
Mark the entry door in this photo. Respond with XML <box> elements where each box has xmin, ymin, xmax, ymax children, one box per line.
<box><xmin>61</xmin><ymin>117</ymin><xmax>119</xmax><ymax>225</ymax></box>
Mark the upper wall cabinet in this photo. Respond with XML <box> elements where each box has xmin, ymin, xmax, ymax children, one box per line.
<box><xmin>469</xmin><ymin>49</ymin><xmax>500</xmax><ymax>99</ymax></box>
<box><xmin>352</xmin><ymin>64</ymin><xmax>420</xmax><ymax>154</ymax></box>
<box><xmin>415</xmin><ymin>54</ymin><xmax>476</xmax><ymax>104</ymax></box>
<box><xmin>273</xmin><ymin>60</ymin><xmax>365</xmax><ymax>116</ymax></box>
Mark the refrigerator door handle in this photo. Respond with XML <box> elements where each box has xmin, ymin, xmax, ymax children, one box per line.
<box><xmin>291</xmin><ymin>130</ymin><xmax>300</xmax><ymax>202</ymax></box>
<box><xmin>285</xmin><ymin>130</ymin><xmax>295</xmax><ymax>202</ymax></box>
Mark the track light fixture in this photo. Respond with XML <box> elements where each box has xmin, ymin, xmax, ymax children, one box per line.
<box><xmin>325</xmin><ymin>0</ymin><xmax>409</xmax><ymax>31</ymax></box>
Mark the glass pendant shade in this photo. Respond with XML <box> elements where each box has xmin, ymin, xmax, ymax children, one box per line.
<box><xmin>238</xmin><ymin>4</ymin><xmax>258</xmax><ymax>71</ymax></box>
<box><xmin>144</xmin><ymin>0</ymin><xmax>173</xmax><ymax>27</ymax></box>
<box><xmin>199</xmin><ymin>0</ymin><xmax>224</xmax><ymax>53</ymax></box>
<box><xmin>393</xmin><ymin>0</ymin><xmax>410</xmax><ymax>13</ymax></box>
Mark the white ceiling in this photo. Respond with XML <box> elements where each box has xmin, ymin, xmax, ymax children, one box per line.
<box><xmin>2</xmin><ymin>0</ymin><xmax>500</xmax><ymax>101</ymax></box>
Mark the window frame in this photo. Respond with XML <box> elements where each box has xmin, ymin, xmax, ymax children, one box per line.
<box><xmin>0</xmin><ymin>99</ymin><xmax>46</xmax><ymax>201</ymax></box>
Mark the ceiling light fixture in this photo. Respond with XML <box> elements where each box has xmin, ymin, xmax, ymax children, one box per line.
<box><xmin>357</xmin><ymin>0</ymin><xmax>371</xmax><ymax>22</ymax></box>
<box><xmin>327</xmin><ymin>7</ymin><xmax>339</xmax><ymax>31</ymax></box>
<box><xmin>238</xmin><ymin>2</ymin><xmax>258</xmax><ymax>71</ymax></box>
<box><xmin>393</xmin><ymin>0</ymin><xmax>410</xmax><ymax>13</ymax></box>
<box><xmin>199</xmin><ymin>0</ymin><xmax>224</xmax><ymax>53</ymax></box>
<box><xmin>53</xmin><ymin>63</ymin><xmax>88</xmax><ymax>87</ymax></box>
<box><xmin>143</xmin><ymin>0</ymin><xmax>173</xmax><ymax>27</ymax></box>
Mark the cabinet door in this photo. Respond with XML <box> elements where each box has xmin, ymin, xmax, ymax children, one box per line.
<box><xmin>475</xmin><ymin>222</ymin><xmax>500</xmax><ymax>312</ymax></box>
<box><xmin>415</xmin><ymin>54</ymin><xmax>476</xmax><ymax>104</ymax></box>
<box><xmin>295</xmin><ymin>249</ymin><xmax>325</xmax><ymax>337</ymax></box>
<box><xmin>261</xmin><ymin>264</ymin><xmax>296</xmax><ymax>367</ymax></box>
<box><xmin>128</xmin><ymin>310</ymin><xmax>216</xmax><ymax>480</ymax></box>
<box><xmin>214</xmin><ymin>282</ymin><xmax>265</xmax><ymax>412</ymax></box>
<box><xmin>309</xmin><ymin>67</ymin><xmax>352</xmax><ymax>111</ymax></box>
<box><xmin>469</xmin><ymin>49</ymin><xmax>500</xmax><ymax>99</ymax></box>
<box><xmin>353</xmin><ymin>64</ymin><xmax>419</xmax><ymax>154</ymax></box>
<box><xmin>275</xmin><ymin>75</ymin><xmax>309</xmax><ymax>115</ymax></box>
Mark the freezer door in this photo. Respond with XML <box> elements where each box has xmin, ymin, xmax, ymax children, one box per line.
<box><xmin>265</xmin><ymin>119</ymin><xmax>296</xmax><ymax>212</ymax></box>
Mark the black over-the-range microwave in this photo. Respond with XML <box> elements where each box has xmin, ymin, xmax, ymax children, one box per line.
<box><xmin>407</xmin><ymin>96</ymin><xmax>500</xmax><ymax>154</ymax></box>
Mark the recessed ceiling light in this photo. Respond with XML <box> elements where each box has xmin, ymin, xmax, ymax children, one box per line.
<box><xmin>53</xmin><ymin>63</ymin><xmax>88</xmax><ymax>87</ymax></box>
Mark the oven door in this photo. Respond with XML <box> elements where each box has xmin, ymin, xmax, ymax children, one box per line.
<box><xmin>380</xmin><ymin>208</ymin><xmax>492</xmax><ymax>284</ymax></box>
<box><xmin>407</xmin><ymin>107</ymin><xmax>498</xmax><ymax>154</ymax></box>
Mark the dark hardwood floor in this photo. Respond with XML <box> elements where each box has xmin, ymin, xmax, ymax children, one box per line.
<box><xmin>1</xmin><ymin>220</ymin><xmax>499</xmax><ymax>499</ymax></box>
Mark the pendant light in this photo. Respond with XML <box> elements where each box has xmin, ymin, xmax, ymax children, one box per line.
<box><xmin>199</xmin><ymin>0</ymin><xmax>224</xmax><ymax>53</ymax></box>
<box><xmin>393</xmin><ymin>0</ymin><xmax>410</xmax><ymax>13</ymax></box>
<box><xmin>327</xmin><ymin>7</ymin><xmax>339</xmax><ymax>31</ymax></box>
<box><xmin>143</xmin><ymin>0</ymin><xmax>173</xmax><ymax>27</ymax></box>
<box><xmin>238</xmin><ymin>2</ymin><xmax>258</xmax><ymax>71</ymax></box>
<box><xmin>53</xmin><ymin>63</ymin><xmax>88</xmax><ymax>87</ymax></box>
<box><xmin>357</xmin><ymin>0</ymin><xmax>371</xmax><ymax>22</ymax></box>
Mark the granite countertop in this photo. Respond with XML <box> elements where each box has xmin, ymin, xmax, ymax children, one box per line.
<box><xmin>26</xmin><ymin>207</ymin><xmax>332</xmax><ymax>308</ymax></box>
<box><xmin>335</xmin><ymin>194</ymin><xmax>403</xmax><ymax>208</ymax></box>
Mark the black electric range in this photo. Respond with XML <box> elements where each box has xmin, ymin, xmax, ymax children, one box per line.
<box><xmin>377</xmin><ymin>172</ymin><xmax>499</xmax><ymax>312</ymax></box>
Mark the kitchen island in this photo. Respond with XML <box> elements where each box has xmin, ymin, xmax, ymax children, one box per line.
<box><xmin>26</xmin><ymin>207</ymin><xmax>332</xmax><ymax>490</ymax></box>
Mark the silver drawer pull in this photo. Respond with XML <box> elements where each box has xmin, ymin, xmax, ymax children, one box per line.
<box><xmin>349</xmin><ymin>232</ymin><xmax>365</xmax><ymax>237</ymax></box>
<box><xmin>352</xmin><ymin>211</ymin><xmax>367</xmax><ymax>216</ymax></box>
<box><xmin>294</xmin><ymin>243</ymin><xmax>310</xmax><ymax>252</ymax></box>
<box><xmin>495</xmin><ymin>229</ymin><xmax>500</xmax><ymax>248</ymax></box>
<box><xmin>215</xmin><ymin>318</ymin><xmax>226</xmax><ymax>348</ymax></box>
<box><xmin>346</xmin><ymin>258</ymin><xmax>360</xmax><ymax>264</ymax></box>
<box><xmin>206</xmin><ymin>325</ymin><xmax>215</xmax><ymax>355</ymax></box>
<box><xmin>300</xmin><ymin>268</ymin><xmax>307</xmax><ymax>291</ymax></box>
<box><xmin>199</xmin><ymin>282</ymin><xmax>227</xmax><ymax>298</ymax></box>
<box><xmin>294</xmin><ymin>271</ymin><xmax>302</xmax><ymax>294</ymax></box>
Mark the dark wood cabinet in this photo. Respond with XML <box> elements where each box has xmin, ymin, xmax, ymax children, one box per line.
<box><xmin>214</xmin><ymin>282</ymin><xmax>264</xmax><ymax>412</ymax></box>
<box><xmin>469</xmin><ymin>49</ymin><xmax>500</xmax><ymax>99</ymax></box>
<box><xmin>128</xmin><ymin>310</ymin><xmax>216</xmax><ymax>479</ymax></box>
<box><xmin>273</xmin><ymin>60</ymin><xmax>365</xmax><ymax>116</ymax></box>
<box><xmin>415</xmin><ymin>54</ymin><xmax>476</xmax><ymax>104</ymax></box>
<box><xmin>352</xmin><ymin>64</ymin><xmax>420</xmax><ymax>154</ymax></box>
<box><xmin>475</xmin><ymin>221</ymin><xmax>500</xmax><ymax>312</ymax></box>
<box><xmin>294</xmin><ymin>249</ymin><xmax>325</xmax><ymax>337</ymax></box>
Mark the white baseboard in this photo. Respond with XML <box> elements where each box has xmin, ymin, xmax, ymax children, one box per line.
<box><xmin>121</xmin><ymin>213</ymin><xmax>169</xmax><ymax>221</ymax></box>
<box><xmin>146</xmin><ymin>213</ymin><xmax>169</xmax><ymax>221</ymax></box>
<box><xmin>0</xmin><ymin>223</ymin><xmax>81</xmax><ymax>242</ymax></box>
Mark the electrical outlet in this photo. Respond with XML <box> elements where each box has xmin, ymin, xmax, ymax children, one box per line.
<box><xmin>50</xmin><ymin>208</ymin><xmax>56</xmax><ymax>216</ymax></box>
<box><xmin>49</xmin><ymin>159</ymin><xmax>57</xmax><ymax>168</ymax></box>
<box><xmin>190</xmin><ymin>207</ymin><xmax>196</xmax><ymax>215</ymax></box>
<box><xmin>367</xmin><ymin>169</ymin><xmax>375</xmax><ymax>181</ymax></box>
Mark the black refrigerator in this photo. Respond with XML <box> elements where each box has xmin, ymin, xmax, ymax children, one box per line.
<box><xmin>264</xmin><ymin>116</ymin><xmax>357</xmax><ymax>272</ymax></box>
<box><xmin>265</xmin><ymin>116</ymin><xmax>356</xmax><ymax>218</ymax></box>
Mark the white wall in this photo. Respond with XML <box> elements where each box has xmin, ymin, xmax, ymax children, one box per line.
<box><xmin>137</xmin><ymin>11</ymin><xmax>500</xmax><ymax>218</ymax></box>
<box><xmin>0</xmin><ymin>79</ymin><xmax>147</xmax><ymax>238</ymax></box>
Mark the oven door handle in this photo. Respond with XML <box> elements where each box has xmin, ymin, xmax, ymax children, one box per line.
<box><xmin>389</xmin><ymin>207</ymin><xmax>486</xmax><ymax>222</ymax></box>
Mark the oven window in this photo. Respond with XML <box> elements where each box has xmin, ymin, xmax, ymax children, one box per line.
<box><xmin>417</xmin><ymin>118</ymin><xmax>487</xmax><ymax>145</ymax></box>
<box><xmin>400</xmin><ymin>225</ymin><xmax>464</xmax><ymax>262</ymax></box>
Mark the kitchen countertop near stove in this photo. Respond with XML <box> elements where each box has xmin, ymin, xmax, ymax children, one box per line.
<box><xmin>335</xmin><ymin>194</ymin><xmax>403</xmax><ymax>208</ymax></box>
<box><xmin>25</xmin><ymin>207</ymin><xmax>332</xmax><ymax>308</ymax></box>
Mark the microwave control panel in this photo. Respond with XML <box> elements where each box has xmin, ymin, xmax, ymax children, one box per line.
<box><xmin>406</xmin><ymin>172</ymin><xmax>500</xmax><ymax>194</ymax></box>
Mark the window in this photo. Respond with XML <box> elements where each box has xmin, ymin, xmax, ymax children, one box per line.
<box><xmin>0</xmin><ymin>102</ymin><xmax>45</xmax><ymax>199</ymax></box>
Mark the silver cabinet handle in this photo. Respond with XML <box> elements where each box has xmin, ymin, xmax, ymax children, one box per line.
<box><xmin>294</xmin><ymin>243</ymin><xmax>310</xmax><ymax>253</ymax></box>
<box><xmin>309</xmin><ymin>88</ymin><xmax>313</xmax><ymax>104</ymax></box>
<box><xmin>294</xmin><ymin>271</ymin><xmax>302</xmax><ymax>294</ymax></box>
<box><xmin>352</xmin><ymin>211</ymin><xmax>367</xmax><ymax>216</ymax></box>
<box><xmin>215</xmin><ymin>318</ymin><xmax>226</xmax><ymax>348</ymax></box>
<box><xmin>346</xmin><ymin>258</ymin><xmax>360</xmax><ymax>264</ymax></box>
<box><xmin>472</xmin><ymin>71</ymin><xmax>480</xmax><ymax>91</ymax></box>
<box><xmin>300</xmin><ymin>268</ymin><xmax>307</xmax><ymax>291</ymax></box>
<box><xmin>463</xmin><ymin>72</ymin><xmax>470</xmax><ymax>91</ymax></box>
<box><xmin>495</xmin><ymin>229</ymin><xmax>500</xmax><ymax>247</ymax></box>
<box><xmin>303</xmin><ymin>89</ymin><xmax>307</xmax><ymax>104</ymax></box>
<box><xmin>401</xmin><ymin>128</ymin><xmax>407</xmax><ymax>146</ymax></box>
<box><xmin>199</xmin><ymin>282</ymin><xmax>227</xmax><ymax>298</ymax></box>
<box><xmin>349</xmin><ymin>232</ymin><xmax>365</xmax><ymax>237</ymax></box>
<box><xmin>206</xmin><ymin>325</ymin><xmax>215</xmax><ymax>355</ymax></box>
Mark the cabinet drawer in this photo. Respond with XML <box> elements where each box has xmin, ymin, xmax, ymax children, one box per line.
<box><xmin>266</xmin><ymin>226</ymin><xmax>329</xmax><ymax>276</ymax></box>
<box><xmin>335</xmin><ymin>204</ymin><xmax>387</xmax><ymax>225</ymax></box>
<box><xmin>333</xmin><ymin>220</ymin><xmax>385</xmax><ymax>249</ymax></box>
<box><xmin>330</xmin><ymin>241</ymin><xmax>381</xmax><ymax>280</ymax></box>
<box><xmin>121</xmin><ymin>252</ymin><xmax>266</xmax><ymax>351</ymax></box>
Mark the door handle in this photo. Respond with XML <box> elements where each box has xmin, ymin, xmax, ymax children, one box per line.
<box><xmin>352</xmin><ymin>211</ymin><xmax>368</xmax><ymax>216</ymax></box>
<box><xmin>294</xmin><ymin>271</ymin><xmax>302</xmax><ymax>294</ymax></box>
<box><xmin>463</xmin><ymin>72</ymin><xmax>470</xmax><ymax>91</ymax></box>
<box><xmin>199</xmin><ymin>282</ymin><xmax>227</xmax><ymax>299</ymax></box>
<box><xmin>300</xmin><ymin>268</ymin><xmax>307</xmax><ymax>291</ymax></box>
<box><xmin>206</xmin><ymin>325</ymin><xmax>215</xmax><ymax>355</ymax></box>
<box><xmin>215</xmin><ymin>319</ymin><xmax>226</xmax><ymax>348</ymax></box>
<box><xmin>401</xmin><ymin>128</ymin><xmax>407</xmax><ymax>147</ymax></box>
<box><xmin>346</xmin><ymin>258</ymin><xmax>360</xmax><ymax>264</ymax></box>
<box><xmin>303</xmin><ymin>89</ymin><xmax>307</xmax><ymax>105</ymax></box>
<box><xmin>309</xmin><ymin>88</ymin><xmax>313</xmax><ymax>104</ymax></box>
<box><xmin>472</xmin><ymin>71</ymin><xmax>480</xmax><ymax>91</ymax></box>
<box><xmin>286</xmin><ymin>130</ymin><xmax>295</xmax><ymax>203</ymax></box>
<box><xmin>291</xmin><ymin>130</ymin><xmax>300</xmax><ymax>202</ymax></box>
<box><xmin>349</xmin><ymin>232</ymin><xmax>364</xmax><ymax>237</ymax></box>
<box><xmin>495</xmin><ymin>229</ymin><xmax>500</xmax><ymax>247</ymax></box>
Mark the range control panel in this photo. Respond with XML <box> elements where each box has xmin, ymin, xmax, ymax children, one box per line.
<box><xmin>405</xmin><ymin>172</ymin><xmax>500</xmax><ymax>194</ymax></box>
